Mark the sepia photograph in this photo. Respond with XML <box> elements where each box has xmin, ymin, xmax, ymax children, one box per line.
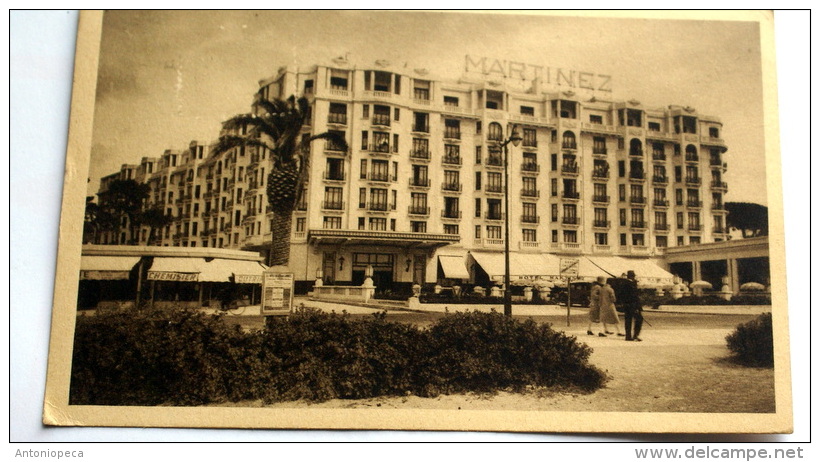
<box><xmin>36</xmin><ymin>10</ymin><xmax>794</xmax><ymax>434</ymax></box>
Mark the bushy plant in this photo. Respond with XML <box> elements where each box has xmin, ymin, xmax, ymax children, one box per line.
<box><xmin>725</xmin><ymin>312</ymin><xmax>774</xmax><ymax>367</ymax></box>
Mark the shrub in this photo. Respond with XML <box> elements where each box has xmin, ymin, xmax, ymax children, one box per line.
<box><xmin>416</xmin><ymin>311</ymin><xmax>608</xmax><ymax>396</ymax></box>
<box><xmin>725</xmin><ymin>313</ymin><xmax>774</xmax><ymax>367</ymax></box>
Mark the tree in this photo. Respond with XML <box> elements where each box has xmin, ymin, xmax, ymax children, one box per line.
<box><xmin>212</xmin><ymin>94</ymin><xmax>347</xmax><ymax>266</ymax></box>
<box><xmin>96</xmin><ymin>179</ymin><xmax>173</xmax><ymax>245</ymax></box>
<box><xmin>83</xmin><ymin>196</ymin><xmax>116</xmax><ymax>244</ymax></box>
<box><xmin>725</xmin><ymin>202</ymin><xmax>768</xmax><ymax>238</ymax></box>
<box><xmin>138</xmin><ymin>207</ymin><xmax>175</xmax><ymax>245</ymax></box>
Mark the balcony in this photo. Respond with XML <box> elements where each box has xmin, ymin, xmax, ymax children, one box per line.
<box><xmin>713</xmin><ymin>226</ymin><xmax>728</xmax><ymax>234</ymax></box>
<box><xmin>366</xmin><ymin>143</ymin><xmax>392</xmax><ymax>155</ymax></box>
<box><xmin>561</xmin><ymin>142</ymin><xmax>577</xmax><ymax>150</ymax></box>
<box><xmin>652</xmin><ymin>175</ymin><xmax>669</xmax><ymax>185</ymax></box>
<box><xmin>710</xmin><ymin>157</ymin><xmax>723</xmax><ymax>166</ymax></box>
<box><xmin>629</xmin><ymin>148</ymin><xmax>644</xmax><ymax>157</ymax></box>
<box><xmin>592</xmin><ymin>244</ymin><xmax>611</xmax><ymax>254</ymax></box>
<box><xmin>324</xmin><ymin>142</ymin><xmax>348</xmax><ymax>154</ymax></box>
<box><xmin>409</xmin><ymin>177</ymin><xmax>431</xmax><ymax>188</ymax></box>
<box><xmin>368</xmin><ymin>202</ymin><xmax>390</xmax><ymax>212</ymax></box>
<box><xmin>366</xmin><ymin>172</ymin><xmax>396</xmax><ymax>183</ymax></box>
<box><xmin>562</xmin><ymin>216</ymin><xmax>580</xmax><ymax>225</ymax></box>
<box><xmin>593</xmin><ymin>220</ymin><xmax>611</xmax><ymax>228</ymax></box>
<box><xmin>327</xmin><ymin>113</ymin><xmax>347</xmax><ymax>125</ymax></box>
<box><xmin>407</xmin><ymin>206</ymin><xmax>429</xmax><ymax>216</ymax></box>
<box><xmin>442</xmin><ymin>155</ymin><xmax>462</xmax><ymax>166</ymax></box>
<box><xmin>688</xmin><ymin>224</ymin><xmax>704</xmax><ymax>232</ymax></box>
<box><xmin>443</xmin><ymin>129</ymin><xmax>461</xmax><ymax>140</ymax></box>
<box><xmin>485</xmin><ymin>184</ymin><xmax>503</xmax><ymax>194</ymax></box>
<box><xmin>655</xmin><ymin>223</ymin><xmax>670</xmax><ymax>231</ymax></box>
<box><xmin>409</xmin><ymin>149</ymin><xmax>430</xmax><ymax>161</ymax></box>
<box><xmin>371</xmin><ymin>114</ymin><xmax>391</xmax><ymax>127</ymax></box>
<box><xmin>629</xmin><ymin>171</ymin><xmax>646</xmax><ymax>181</ymax></box>
<box><xmin>323</xmin><ymin>171</ymin><xmax>345</xmax><ymax>181</ymax></box>
<box><xmin>521</xmin><ymin>214</ymin><xmax>540</xmax><ymax>224</ymax></box>
<box><xmin>685</xmin><ymin>154</ymin><xmax>700</xmax><ymax>162</ymax></box>
<box><xmin>686</xmin><ymin>200</ymin><xmax>703</xmax><ymax>209</ymax></box>
<box><xmin>592</xmin><ymin>195</ymin><xmax>610</xmax><ymax>204</ymax></box>
<box><xmin>411</xmin><ymin>124</ymin><xmax>430</xmax><ymax>134</ymax></box>
<box><xmin>441</xmin><ymin>210</ymin><xmax>462</xmax><ymax>219</ymax></box>
<box><xmin>711</xmin><ymin>203</ymin><xmax>726</xmax><ymax>211</ymax></box>
<box><xmin>630</xmin><ymin>221</ymin><xmax>647</xmax><ymax>230</ymax></box>
<box><xmin>519</xmin><ymin>241</ymin><xmax>541</xmax><ymax>250</ymax></box>
<box><xmin>562</xmin><ymin>191</ymin><xmax>580</xmax><ymax>200</ymax></box>
<box><xmin>591</xmin><ymin>169</ymin><xmax>609</xmax><ymax>179</ymax></box>
<box><xmin>592</xmin><ymin>147</ymin><xmax>608</xmax><ymax>156</ymax></box>
<box><xmin>521</xmin><ymin>162</ymin><xmax>540</xmax><ymax>173</ymax></box>
<box><xmin>630</xmin><ymin>196</ymin><xmax>646</xmax><ymax>205</ymax></box>
<box><xmin>710</xmin><ymin>180</ymin><xmax>728</xmax><ymax>190</ymax></box>
<box><xmin>561</xmin><ymin>164</ymin><xmax>579</xmax><ymax>175</ymax></box>
<box><xmin>652</xmin><ymin>152</ymin><xmax>667</xmax><ymax>161</ymax></box>
<box><xmin>520</xmin><ymin>188</ymin><xmax>540</xmax><ymax>198</ymax></box>
<box><xmin>442</xmin><ymin>182</ymin><xmax>462</xmax><ymax>192</ymax></box>
<box><xmin>486</xmin><ymin>155</ymin><xmax>504</xmax><ymax>167</ymax></box>
<box><xmin>322</xmin><ymin>201</ymin><xmax>345</xmax><ymax>211</ymax></box>
<box><xmin>484</xmin><ymin>212</ymin><xmax>505</xmax><ymax>221</ymax></box>
<box><xmin>550</xmin><ymin>242</ymin><xmax>582</xmax><ymax>253</ymax></box>
<box><xmin>685</xmin><ymin>177</ymin><xmax>702</xmax><ymax>186</ymax></box>
<box><xmin>653</xmin><ymin>199</ymin><xmax>669</xmax><ymax>207</ymax></box>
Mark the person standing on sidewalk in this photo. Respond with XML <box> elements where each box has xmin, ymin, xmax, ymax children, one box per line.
<box><xmin>587</xmin><ymin>279</ymin><xmax>606</xmax><ymax>337</ymax></box>
<box><xmin>622</xmin><ymin>270</ymin><xmax>643</xmax><ymax>341</ymax></box>
<box><xmin>597</xmin><ymin>276</ymin><xmax>624</xmax><ymax>337</ymax></box>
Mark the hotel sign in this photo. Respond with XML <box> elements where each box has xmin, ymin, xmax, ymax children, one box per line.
<box><xmin>465</xmin><ymin>55</ymin><xmax>613</xmax><ymax>93</ymax></box>
<box><xmin>261</xmin><ymin>271</ymin><xmax>294</xmax><ymax>315</ymax></box>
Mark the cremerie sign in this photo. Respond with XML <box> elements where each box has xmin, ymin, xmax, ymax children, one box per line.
<box><xmin>465</xmin><ymin>55</ymin><xmax>613</xmax><ymax>93</ymax></box>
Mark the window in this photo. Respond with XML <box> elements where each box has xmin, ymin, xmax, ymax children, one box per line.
<box><xmin>475</xmin><ymin>172</ymin><xmax>482</xmax><ymax>190</ymax></box>
<box><xmin>551</xmin><ymin>204</ymin><xmax>559</xmax><ymax>222</ymax></box>
<box><xmin>360</xmin><ymin>159</ymin><xmax>368</xmax><ymax>179</ymax></box>
<box><xmin>323</xmin><ymin>216</ymin><xmax>342</xmax><ymax>229</ymax></box>
<box><xmin>632</xmin><ymin>233</ymin><xmax>645</xmax><ymax>246</ymax></box>
<box><xmin>563</xmin><ymin>230</ymin><xmax>577</xmax><ymax>243</ymax></box>
<box><xmin>487</xmin><ymin>199</ymin><xmax>502</xmax><ymax>220</ymax></box>
<box><xmin>648</xmin><ymin>121</ymin><xmax>661</xmax><ymax>131</ymax></box>
<box><xmin>410</xmin><ymin>192</ymin><xmax>428</xmax><ymax>214</ymax></box>
<box><xmin>370</xmin><ymin>160</ymin><xmax>389</xmax><ymax>181</ymax></box>
<box><xmin>444</xmin><ymin>197</ymin><xmax>460</xmax><ymax>218</ymax></box>
<box><xmin>475</xmin><ymin>225</ymin><xmax>481</xmax><ymax>239</ymax></box>
<box><xmin>325</xmin><ymin>158</ymin><xmax>345</xmax><ymax>181</ymax></box>
<box><xmin>412</xmin><ymin>112</ymin><xmax>429</xmax><ymax>132</ymax></box>
<box><xmin>369</xmin><ymin>188</ymin><xmax>389</xmax><ymax>211</ymax></box>
<box><xmin>677</xmin><ymin>236</ymin><xmax>685</xmax><ymax>246</ymax></box>
<box><xmin>373</xmin><ymin>105</ymin><xmax>391</xmax><ymax>126</ymax></box>
<box><xmin>618</xmin><ymin>184</ymin><xmax>626</xmax><ymax>202</ymax></box>
<box><xmin>394</xmin><ymin>108</ymin><xmax>400</xmax><ymax>121</ymax></box>
<box><xmin>358</xmin><ymin>217</ymin><xmax>365</xmax><ymax>230</ymax></box>
<box><xmin>393</xmin><ymin>134</ymin><xmax>399</xmax><ymax>153</ymax></box>
<box><xmin>373</xmin><ymin>71</ymin><xmax>392</xmax><ymax>92</ymax></box>
<box><xmin>561</xmin><ymin>131</ymin><xmax>576</xmax><ymax>149</ymax></box>
<box><xmin>413</xmin><ymin>79</ymin><xmax>430</xmax><ymax>100</ymax></box>
<box><xmin>595</xmin><ymin>233</ymin><xmax>608</xmax><ymax>245</ymax></box>
<box><xmin>485</xmin><ymin>100</ymin><xmax>499</xmax><ymax>110</ymax></box>
<box><xmin>656</xmin><ymin>235</ymin><xmax>668</xmax><ymax>248</ymax></box>
<box><xmin>486</xmin><ymin>172</ymin><xmax>502</xmax><ymax>192</ymax></box>
<box><xmin>709</xmin><ymin>127</ymin><xmax>720</xmax><ymax>138</ymax></box>
<box><xmin>594</xmin><ymin>208</ymin><xmax>608</xmax><ymax>227</ymax></box>
<box><xmin>620</xmin><ymin>233</ymin><xmax>628</xmax><ymax>246</ymax></box>
<box><xmin>630</xmin><ymin>208</ymin><xmax>645</xmax><ymax>228</ymax></box>
<box><xmin>619</xmin><ymin>209</ymin><xmax>627</xmax><ymax>226</ymax></box>
<box><xmin>444</xmin><ymin>119</ymin><xmax>461</xmax><ymax>139</ymax></box>
<box><xmin>369</xmin><ymin>218</ymin><xmax>387</xmax><ymax>231</ymax></box>
<box><xmin>411</xmin><ymin>165</ymin><xmax>428</xmax><ymax>186</ymax></box>
<box><xmin>521</xmin><ymin>106</ymin><xmax>534</xmax><ymax>116</ymax></box>
<box><xmin>630</xmin><ymin>184</ymin><xmax>644</xmax><ymax>201</ymax></box>
<box><xmin>362</xmin><ymin>105</ymin><xmax>369</xmax><ymax>119</ymax></box>
<box><xmin>487</xmin><ymin>122</ymin><xmax>503</xmax><ymax>142</ymax></box>
<box><xmin>359</xmin><ymin>188</ymin><xmax>367</xmax><ymax>208</ymax></box>
<box><xmin>328</xmin><ymin>103</ymin><xmax>347</xmax><ymax>124</ymax></box>
<box><xmin>390</xmin><ymin>219</ymin><xmax>396</xmax><ymax>231</ymax></box>
<box><xmin>411</xmin><ymin>221</ymin><xmax>427</xmax><ymax>233</ymax></box>
<box><xmin>551</xmin><ymin>154</ymin><xmax>558</xmax><ymax>171</ymax></box>
<box><xmin>589</xmin><ymin>114</ymin><xmax>603</xmax><ymax>124</ymax></box>
<box><xmin>486</xmin><ymin>226</ymin><xmax>502</xmax><ymax>239</ymax></box>
<box><xmin>522</xmin><ymin>202</ymin><xmax>537</xmax><ymax>223</ymax></box>
<box><xmin>330</xmin><ymin>70</ymin><xmax>349</xmax><ymax>90</ymax></box>
<box><xmin>522</xmin><ymin>228</ymin><xmax>537</xmax><ymax>242</ymax></box>
<box><xmin>676</xmin><ymin>212</ymin><xmax>684</xmax><ymax>229</ymax></box>
<box><xmin>444</xmin><ymin>224</ymin><xmax>459</xmax><ymax>235</ymax></box>
<box><xmin>593</xmin><ymin>137</ymin><xmax>607</xmax><ymax>154</ymax></box>
<box><xmin>552</xmin><ymin>230</ymin><xmax>559</xmax><ymax>243</ymax></box>
<box><xmin>295</xmin><ymin>217</ymin><xmax>306</xmax><ymax>233</ymax></box>
<box><xmin>551</xmin><ymin>178</ymin><xmax>558</xmax><ymax>197</ymax></box>
<box><xmin>444</xmin><ymin>96</ymin><xmax>459</xmax><ymax>107</ymax></box>
<box><xmin>475</xmin><ymin>198</ymin><xmax>481</xmax><ymax>218</ymax></box>
<box><xmin>443</xmin><ymin>144</ymin><xmax>460</xmax><ymax>163</ymax></box>
<box><xmin>522</xmin><ymin>177</ymin><xmax>537</xmax><ymax>197</ymax></box>
<box><xmin>443</xmin><ymin>170</ymin><xmax>460</xmax><ymax>191</ymax></box>
<box><xmin>522</xmin><ymin>128</ymin><xmax>537</xmax><ymax>147</ymax></box>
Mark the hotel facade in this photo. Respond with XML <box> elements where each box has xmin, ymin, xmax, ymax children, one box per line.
<box><xmin>93</xmin><ymin>58</ymin><xmax>731</xmax><ymax>294</ymax></box>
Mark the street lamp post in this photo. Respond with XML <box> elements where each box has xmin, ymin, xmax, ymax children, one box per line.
<box><xmin>499</xmin><ymin>125</ymin><xmax>522</xmax><ymax>317</ymax></box>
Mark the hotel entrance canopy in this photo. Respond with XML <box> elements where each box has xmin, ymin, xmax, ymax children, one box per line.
<box><xmin>307</xmin><ymin>229</ymin><xmax>460</xmax><ymax>250</ymax></box>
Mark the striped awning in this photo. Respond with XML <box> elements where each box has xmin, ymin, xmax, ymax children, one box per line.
<box><xmin>147</xmin><ymin>257</ymin><xmax>266</xmax><ymax>283</ymax></box>
<box><xmin>438</xmin><ymin>255</ymin><xmax>469</xmax><ymax>280</ymax></box>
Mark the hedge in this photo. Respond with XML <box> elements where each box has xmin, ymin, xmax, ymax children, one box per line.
<box><xmin>70</xmin><ymin>307</ymin><xmax>607</xmax><ymax>405</ymax></box>
<box><xmin>725</xmin><ymin>312</ymin><xmax>774</xmax><ymax>367</ymax></box>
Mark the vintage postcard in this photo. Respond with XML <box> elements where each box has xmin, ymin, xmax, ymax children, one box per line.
<box><xmin>43</xmin><ymin>10</ymin><xmax>791</xmax><ymax>433</ymax></box>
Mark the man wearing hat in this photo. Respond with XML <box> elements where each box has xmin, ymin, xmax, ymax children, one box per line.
<box><xmin>622</xmin><ymin>270</ymin><xmax>643</xmax><ymax>341</ymax></box>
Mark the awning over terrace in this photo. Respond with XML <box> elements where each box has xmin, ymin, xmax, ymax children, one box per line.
<box><xmin>79</xmin><ymin>256</ymin><xmax>140</xmax><ymax>280</ymax></box>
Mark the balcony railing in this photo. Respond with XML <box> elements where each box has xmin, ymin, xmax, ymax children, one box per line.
<box><xmin>561</xmin><ymin>164</ymin><xmax>579</xmax><ymax>175</ymax></box>
<box><xmin>685</xmin><ymin>154</ymin><xmax>700</xmax><ymax>162</ymax></box>
<box><xmin>408</xmin><ymin>206</ymin><xmax>430</xmax><ymax>215</ymax></box>
<box><xmin>711</xmin><ymin>203</ymin><xmax>726</xmax><ymax>211</ymax></box>
<box><xmin>442</xmin><ymin>182</ymin><xmax>462</xmax><ymax>192</ymax></box>
<box><xmin>409</xmin><ymin>177</ymin><xmax>431</xmax><ymax>187</ymax></box>
<box><xmin>629</xmin><ymin>171</ymin><xmax>646</xmax><ymax>180</ymax></box>
<box><xmin>485</xmin><ymin>212</ymin><xmax>505</xmax><ymax>221</ymax></box>
<box><xmin>441</xmin><ymin>210</ymin><xmax>462</xmax><ymax>219</ymax></box>
<box><xmin>652</xmin><ymin>152</ymin><xmax>666</xmax><ymax>161</ymax></box>
<box><xmin>367</xmin><ymin>173</ymin><xmax>396</xmax><ymax>183</ymax></box>
<box><xmin>521</xmin><ymin>215</ymin><xmax>540</xmax><ymax>224</ymax></box>
<box><xmin>655</xmin><ymin>223</ymin><xmax>670</xmax><ymax>231</ymax></box>
<box><xmin>521</xmin><ymin>162</ymin><xmax>540</xmax><ymax>172</ymax></box>
<box><xmin>372</xmin><ymin>114</ymin><xmax>391</xmax><ymax>126</ymax></box>
<box><xmin>630</xmin><ymin>196</ymin><xmax>646</xmax><ymax>205</ymax></box>
<box><xmin>321</xmin><ymin>201</ymin><xmax>344</xmax><ymax>210</ymax></box>
<box><xmin>711</xmin><ymin>180</ymin><xmax>728</xmax><ymax>189</ymax></box>
<box><xmin>592</xmin><ymin>195</ymin><xmax>610</xmax><ymax>203</ymax></box>
<box><xmin>327</xmin><ymin>113</ymin><xmax>347</xmax><ymax>125</ymax></box>
<box><xmin>410</xmin><ymin>149</ymin><xmax>430</xmax><ymax>160</ymax></box>
<box><xmin>629</xmin><ymin>148</ymin><xmax>644</xmax><ymax>157</ymax></box>
<box><xmin>630</xmin><ymin>221</ymin><xmax>647</xmax><ymax>229</ymax></box>
<box><xmin>520</xmin><ymin>188</ymin><xmax>540</xmax><ymax>198</ymax></box>
<box><xmin>685</xmin><ymin>177</ymin><xmax>702</xmax><ymax>186</ymax></box>
<box><xmin>710</xmin><ymin>157</ymin><xmax>722</xmax><ymax>166</ymax></box>
<box><xmin>653</xmin><ymin>199</ymin><xmax>669</xmax><ymax>207</ymax></box>
<box><xmin>688</xmin><ymin>224</ymin><xmax>704</xmax><ymax>232</ymax></box>
<box><xmin>442</xmin><ymin>156</ymin><xmax>462</xmax><ymax>166</ymax></box>
<box><xmin>366</xmin><ymin>143</ymin><xmax>391</xmax><ymax>154</ymax></box>
<box><xmin>562</xmin><ymin>191</ymin><xmax>580</xmax><ymax>200</ymax></box>
<box><xmin>368</xmin><ymin>202</ymin><xmax>390</xmax><ymax>212</ymax></box>
<box><xmin>485</xmin><ymin>185</ymin><xmax>503</xmax><ymax>193</ymax></box>
<box><xmin>562</xmin><ymin>142</ymin><xmax>577</xmax><ymax>150</ymax></box>
<box><xmin>713</xmin><ymin>226</ymin><xmax>728</xmax><ymax>234</ymax></box>
<box><xmin>323</xmin><ymin>171</ymin><xmax>345</xmax><ymax>181</ymax></box>
<box><xmin>486</xmin><ymin>155</ymin><xmax>504</xmax><ymax>166</ymax></box>
<box><xmin>593</xmin><ymin>220</ymin><xmax>611</xmax><ymax>228</ymax></box>
<box><xmin>411</xmin><ymin>124</ymin><xmax>430</xmax><ymax>133</ymax></box>
<box><xmin>592</xmin><ymin>169</ymin><xmax>609</xmax><ymax>179</ymax></box>
<box><xmin>652</xmin><ymin>175</ymin><xmax>669</xmax><ymax>184</ymax></box>
<box><xmin>443</xmin><ymin>129</ymin><xmax>461</xmax><ymax>140</ymax></box>
<box><xmin>325</xmin><ymin>142</ymin><xmax>347</xmax><ymax>153</ymax></box>
<box><xmin>562</xmin><ymin>216</ymin><xmax>580</xmax><ymax>225</ymax></box>
<box><xmin>686</xmin><ymin>200</ymin><xmax>703</xmax><ymax>208</ymax></box>
<box><xmin>592</xmin><ymin>147</ymin><xmax>607</xmax><ymax>155</ymax></box>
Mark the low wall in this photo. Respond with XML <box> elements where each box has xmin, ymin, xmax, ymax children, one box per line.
<box><xmin>655</xmin><ymin>304</ymin><xmax>772</xmax><ymax>315</ymax></box>
<box><xmin>310</xmin><ymin>285</ymin><xmax>374</xmax><ymax>303</ymax></box>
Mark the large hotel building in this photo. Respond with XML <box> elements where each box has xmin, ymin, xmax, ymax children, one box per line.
<box><xmin>93</xmin><ymin>58</ymin><xmax>730</xmax><ymax>293</ymax></box>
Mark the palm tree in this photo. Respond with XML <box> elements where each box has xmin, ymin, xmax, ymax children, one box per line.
<box><xmin>211</xmin><ymin>93</ymin><xmax>347</xmax><ymax>266</ymax></box>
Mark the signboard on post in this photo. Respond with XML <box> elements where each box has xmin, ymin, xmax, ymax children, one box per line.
<box><xmin>261</xmin><ymin>271</ymin><xmax>294</xmax><ymax>316</ymax></box>
<box><xmin>559</xmin><ymin>258</ymin><xmax>580</xmax><ymax>326</ymax></box>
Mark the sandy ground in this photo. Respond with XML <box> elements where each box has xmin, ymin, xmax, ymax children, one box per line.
<box><xmin>220</xmin><ymin>300</ymin><xmax>776</xmax><ymax>414</ymax></box>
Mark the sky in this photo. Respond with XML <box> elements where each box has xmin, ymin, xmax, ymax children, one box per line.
<box><xmin>88</xmin><ymin>11</ymin><xmax>769</xmax><ymax>205</ymax></box>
